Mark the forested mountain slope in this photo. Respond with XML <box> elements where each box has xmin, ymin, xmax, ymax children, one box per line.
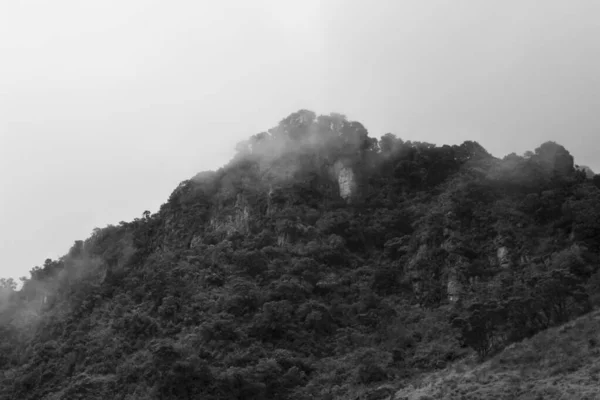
<box><xmin>1</xmin><ymin>110</ymin><xmax>600</xmax><ymax>400</ymax></box>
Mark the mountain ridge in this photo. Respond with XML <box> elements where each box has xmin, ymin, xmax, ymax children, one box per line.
<box><xmin>1</xmin><ymin>110</ymin><xmax>600</xmax><ymax>399</ymax></box>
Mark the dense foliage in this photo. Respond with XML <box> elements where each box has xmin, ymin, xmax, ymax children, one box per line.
<box><xmin>1</xmin><ymin>110</ymin><xmax>599</xmax><ymax>399</ymax></box>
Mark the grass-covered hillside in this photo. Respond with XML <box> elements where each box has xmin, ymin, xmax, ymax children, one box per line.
<box><xmin>394</xmin><ymin>309</ymin><xmax>600</xmax><ymax>400</ymax></box>
<box><xmin>1</xmin><ymin>110</ymin><xmax>600</xmax><ymax>399</ymax></box>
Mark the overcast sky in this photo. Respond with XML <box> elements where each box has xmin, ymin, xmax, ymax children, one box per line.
<box><xmin>1</xmin><ymin>0</ymin><xmax>600</xmax><ymax>280</ymax></box>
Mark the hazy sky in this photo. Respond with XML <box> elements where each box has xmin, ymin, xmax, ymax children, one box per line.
<box><xmin>2</xmin><ymin>0</ymin><xmax>600</xmax><ymax>280</ymax></box>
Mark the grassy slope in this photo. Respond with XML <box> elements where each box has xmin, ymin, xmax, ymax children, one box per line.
<box><xmin>393</xmin><ymin>309</ymin><xmax>600</xmax><ymax>400</ymax></box>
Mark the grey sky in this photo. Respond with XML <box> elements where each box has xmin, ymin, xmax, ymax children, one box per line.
<box><xmin>1</xmin><ymin>0</ymin><xmax>600</xmax><ymax>280</ymax></box>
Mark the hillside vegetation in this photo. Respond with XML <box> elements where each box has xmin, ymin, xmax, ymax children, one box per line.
<box><xmin>1</xmin><ymin>110</ymin><xmax>600</xmax><ymax>399</ymax></box>
<box><xmin>394</xmin><ymin>309</ymin><xmax>600</xmax><ymax>400</ymax></box>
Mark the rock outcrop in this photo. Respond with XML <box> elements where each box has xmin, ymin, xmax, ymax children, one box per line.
<box><xmin>497</xmin><ymin>246</ymin><xmax>510</xmax><ymax>268</ymax></box>
<box><xmin>209</xmin><ymin>194</ymin><xmax>251</xmax><ymax>236</ymax></box>
<box><xmin>447</xmin><ymin>271</ymin><xmax>462</xmax><ymax>303</ymax></box>
<box><xmin>338</xmin><ymin>166</ymin><xmax>356</xmax><ymax>200</ymax></box>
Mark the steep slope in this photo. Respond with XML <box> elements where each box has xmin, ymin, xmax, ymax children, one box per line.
<box><xmin>394</xmin><ymin>308</ymin><xmax>600</xmax><ymax>400</ymax></box>
<box><xmin>0</xmin><ymin>110</ymin><xmax>599</xmax><ymax>400</ymax></box>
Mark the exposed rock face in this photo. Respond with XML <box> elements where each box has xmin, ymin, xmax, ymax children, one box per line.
<box><xmin>407</xmin><ymin>244</ymin><xmax>429</xmax><ymax>269</ymax></box>
<box><xmin>316</xmin><ymin>273</ymin><xmax>342</xmax><ymax>290</ymax></box>
<box><xmin>338</xmin><ymin>166</ymin><xmax>356</xmax><ymax>200</ymax></box>
<box><xmin>210</xmin><ymin>194</ymin><xmax>250</xmax><ymax>236</ymax></box>
<box><xmin>189</xmin><ymin>235</ymin><xmax>203</xmax><ymax>249</ymax></box>
<box><xmin>493</xmin><ymin>233</ymin><xmax>513</xmax><ymax>268</ymax></box>
<box><xmin>447</xmin><ymin>276</ymin><xmax>461</xmax><ymax>303</ymax></box>
<box><xmin>277</xmin><ymin>233</ymin><xmax>288</xmax><ymax>247</ymax></box>
<box><xmin>497</xmin><ymin>246</ymin><xmax>510</xmax><ymax>268</ymax></box>
<box><xmin>443</xmin><ymin>252</ymin><xmax>466</xmax><ymax>303</ymax></box>
<box><xmin>328</xmin><ymin>159</ymin><xmax>357</xmax><ymax>202</ymax></box>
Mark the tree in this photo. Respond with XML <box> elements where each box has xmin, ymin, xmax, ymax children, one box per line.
<box><xmin>0</xmin><ymin>278</ymin><xmax>16</xmax><ymax>291</ymax></box>
<box><xmin>530</xmin><ymin>268</ymin><xmax>589</xmax><ymax>325</ymax></box>
<box><xmin>532</xmin><ymin>141</ymin><xmax>574</xmax><ymax>178</ymax></box>
<box><xmin>379</xmin><ymin>133</ymin><xmax>402</xmax><ymax>154</ymax></box>
<box><xmin>453</xmin><ymin>300</ymin><xmax>508</xmax><ymax>358</ymax></box>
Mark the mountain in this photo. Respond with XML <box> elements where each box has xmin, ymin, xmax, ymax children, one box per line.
<box><xmin>1</xmin><ymin>110</ymin><xmax>600</xmax><ymax>400</ymax></box>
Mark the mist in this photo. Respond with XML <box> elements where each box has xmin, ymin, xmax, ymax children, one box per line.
<box><xmin>2</xmin><ymin>0</ymin><xmax>600</xmax><ymax>280</ymax></box>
